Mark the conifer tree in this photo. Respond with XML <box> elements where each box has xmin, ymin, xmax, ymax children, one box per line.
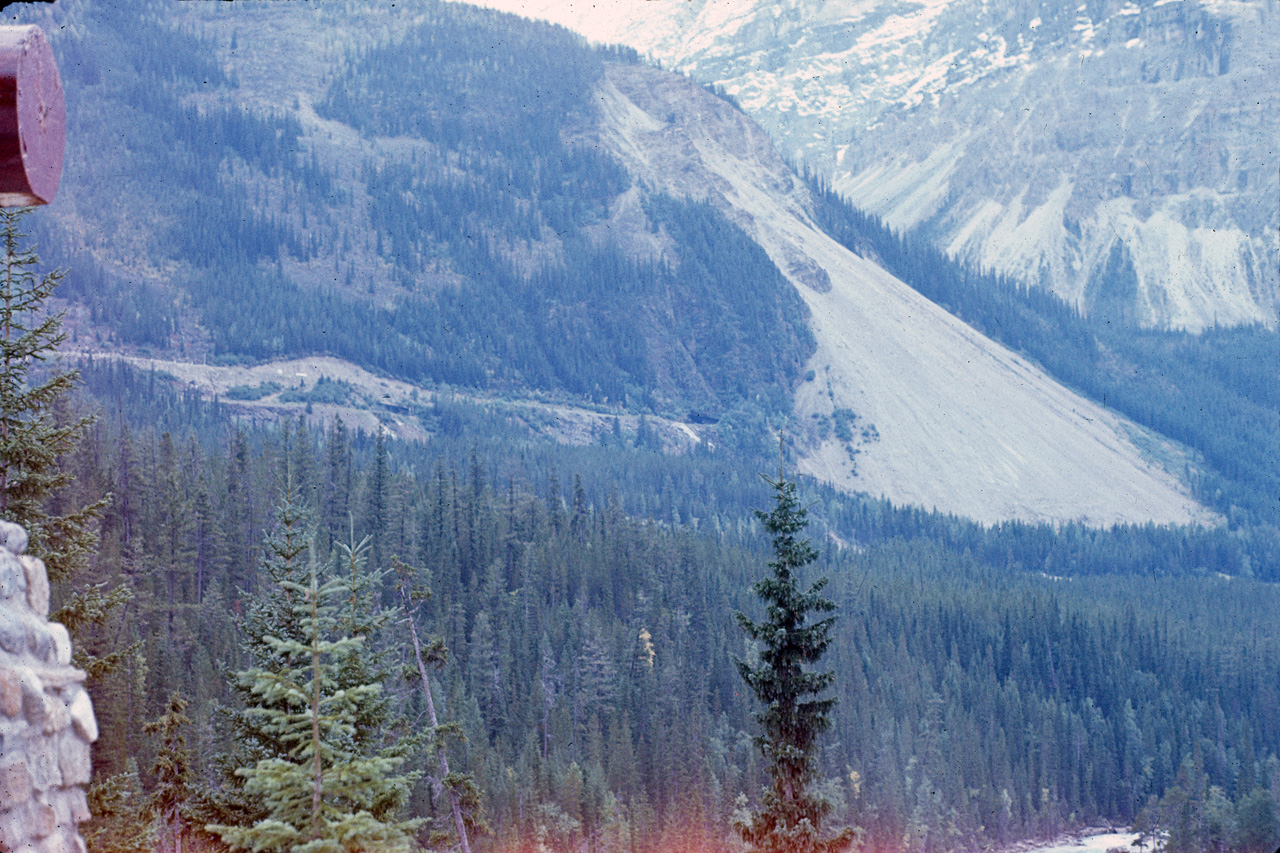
<box><xmin>83</xmin><ymin>759</ymin><xmax>157</xmax><ymax>853</ymax></box>
<box><xmin>202</xmin><ymin>479</ymin><xmax>313</xmax><ymax>831</ymax></box>
<box><xmin>0</xmin><ymin>208</ymin><xmax>92</xmax><ymax>566</ymax></box>
<box><xmin>212</xmin><ymin>478</ymin><xmax>316</xmax><ymax>821</ymax></box>
<box><xmin>208</xmin><ymin>532</ymin><xmax>421</xmax><ymax>852</ymax></box>
<box><xmin>393</xmin><ymin>555</ymin><xmax>486</xmax><ymax>853</ymax></box>
<box><xmin>0</xmin><ymin>207</ymin><xmax>118</xmax><ymax>661</ymax></box>
<box><xmin>364</xmin><ymin>426</ymin><xmax>389</xmax><ymax>571</ymax></box>
<box><xmin>0</xmin><ymin>207</ymin><xmax>146</xmax><ymax>846</ymax></box>
<box><xmin>333</xmin><ymin>532</ymin><xmax>420</xmax><ymax>783</ymax></box>
<box><xmin>145</xmin><ymin>693</ymin><xmax>195</xmax><ymax>853</ymax></box>
<box><xmin>733</xmin><ymin>469</ymin><xmax>855</xmax><ymax>853</ymax></box>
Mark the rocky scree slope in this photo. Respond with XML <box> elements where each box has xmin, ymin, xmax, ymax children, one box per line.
<box><xmin>589</xmin><ymin>62</ymin><xmax>1212</xmax><ymax>526</ymax></box>
<box><xmin>456</xmin><ymin>0</ymin><xmax>1280</xmax><ymax>332</ymax></box>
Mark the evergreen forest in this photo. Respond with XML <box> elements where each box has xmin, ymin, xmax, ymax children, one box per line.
<box><xmin>48</xmin><ymin>360</ymin><xmax>1280</xmax><ymax>853</ymax></box>
<box><xmin>0</xmin><ymin>1</ymin><xmax>1275</xmax><ymax>852</ymax></box>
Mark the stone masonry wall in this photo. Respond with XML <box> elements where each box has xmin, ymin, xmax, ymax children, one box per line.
<box><xmin>0</xmin><ymin>521</ymin><xmax>95</xmax><ymax>853</ymax></box>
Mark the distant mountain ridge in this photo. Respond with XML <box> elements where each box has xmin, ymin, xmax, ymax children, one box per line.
<box><xmin>14</xmin><ymin>0</ymin><xmax>1261</xmax><ymax>526</ymax></box>
<box><xmin>457</xmin><ymin>0</ymin><xmax>1280</xmax><ymax>332</ymax></box>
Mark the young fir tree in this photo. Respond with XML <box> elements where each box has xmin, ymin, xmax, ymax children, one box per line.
<box><xmin>208</xmin><ymin>528</ymin><xmax>421</xmax><ymax>852</ymax></box>
<box><xmin>332</xmin><ymin>533</ymin><xmax>420</xmax><ymax>797</ymax></box>
<box><xmin>145</xmin><ymin>693</ymin><xmax>195</xmax><ymax>853</ymax></box>
<box><xmin>203</xmin><ymin>478</ymin><xmax>317</xmax><ymax>830</ymax></box>
<box><xmin>82</xmin><ymin>759</ymin><xmax>157</xmax><ymax>853</ymax></box>
<box><xmin>733</xmin><ymin>469</ymin><xmax>856</xmax><ymax>853</ymax></box>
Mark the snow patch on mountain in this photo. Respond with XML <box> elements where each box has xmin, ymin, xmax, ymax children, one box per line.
<box><xmin>590</xmin><ymin>64</ymin><xmax>1212</xmax><ymax>526</ymax></box>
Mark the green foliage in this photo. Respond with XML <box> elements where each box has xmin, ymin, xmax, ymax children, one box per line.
<box><xmin>83</xmin><ymin>760</ymin><xmax>157</xmax><ymax>853</ymax></box>
<box><xmin>319</xmin><ymin>3</ymin><xmax>633</xmax><ymax>178</ymax></box>
<box><xmin>278</xmin><ymin>378</ymin><xmax>352</xmax><ymax>406</ymax></box>
<box><xmin>641</xmin><ymin>195</ymin><xmax>814</xmax><ymax>407</ymax></box>
<box><xmin>202</xmin><ymin>482</ymin><xmax>319</xmax><ymax>831</ymax></box>
<box><xmin>0</xmin><ymin>208</ymin><xmax>101</xmax><ymax>580</ymax></box>
<box><xmin>0</xmin><ymin>210</ymin><xmax>147</xmax><ymax>790</ymax></box>
<box><xmin>1135</xmin><ymin>755</ymin><xmax>1280</xmax><ymax>852</ymax></box>
<box><xmin>145</xmin><ymin>693</ymin><xmax>195</xmax><ymax>853</ymax></box>
<box><xmin>62</xmin><ymin>364</ymin><xmax>1280</xmax><ymax>852</ymax></box>
<box><xmin>733</xmin><ymin>473</ymin><xmax>855</xmax><ymax>853</ymax></box>
<box><xmin>1234</xmin><ymin>788</ymin><xmax>1280</xmax><ymax>853</ymax></box>
<box><xmin>208</xmin><ymin>491</ymin><xmax>420</xmax><ymax>852</ymax></box>
<box><xmin>394</xmin><ymin>554</ymin><xmax>486</xmax><ymax>851</ymax></box>
<box><xmin>830</xmin><ymin>409</ymin><xmax>856</xmax><ymax>444</ymax></box>
<box><xmin>32</xmin><ymin>5</ymin><xmax>1280</xmax><ymax>848</ymax></box>
<box><xmin>225</xmin><ymin>381</ymin><xmax>283</xmax><ymax>401</ymax></box>
<box><xmin>47</xmin><ymin>3</ymin><xmax>806</xmax><ymax>422</ymax></box>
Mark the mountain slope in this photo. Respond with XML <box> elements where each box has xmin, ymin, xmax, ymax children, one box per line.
<box><xmin>39</xmin><ymin>0</ymin><xmax>812</xmax><ymax>418</ymax></box>
<box><xmin>22</xmin><ymin>0</ymin><xmax>1221</xmax><ymax>525</ymax></box>
<box><xmin>589</xmin><ymin>63</ymin><xmax>1211</xmax><ymax>526</ymax></box>
<box><xmin>456</xmin><ymin>0</ymin><xmax>1280</xmax><ymax>332</ymax></box>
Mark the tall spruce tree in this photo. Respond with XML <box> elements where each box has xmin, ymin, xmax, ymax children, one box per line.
<box><xmin>734</xmin><ymin>469</ymin><xmax>855</xmax><ymax>853</ymax></box>
<box><xmin>208</xmin><ymin>522</ymin><xmax>421</xmax><ymax>852</ymax></box>
<box><xmin>205</xmin><ymin>478</ymin><xmax>317</xmax><ymax>830</ymax></box>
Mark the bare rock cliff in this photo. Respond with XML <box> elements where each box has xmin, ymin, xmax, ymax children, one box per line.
<box><xmin>460</xmin><ymin>0</ymin><xmax>1280</xmax><ymax>332</ymax></box>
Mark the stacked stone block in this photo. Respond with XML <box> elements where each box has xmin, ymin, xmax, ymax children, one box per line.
<box><xmin>0</xmin><ymin>521</ymin><xmax>94</xmax><ymax>853</ymax></box>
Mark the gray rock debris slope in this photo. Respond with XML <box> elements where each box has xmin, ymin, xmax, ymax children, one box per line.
<box><xmin>458</xmin><ymin>0</ymin><xmax>1279</xmax><ymax>332</ymax></box>
<box><xmin>591</xmin><ymin>63</ymin><xmax>1212</xmax><ymax>526</ymax></box>
<box><xmin>0</xmin><ymin>521</ymin><xmax>96</xmax><ymax>853</ymax></box>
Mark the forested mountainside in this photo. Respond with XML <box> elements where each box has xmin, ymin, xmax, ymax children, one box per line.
<box><xmin>585</xmin><ymin>61</ymin><xmax>1212</xmax><ymax>527</ymax></box>
<box><xmin>42</xmin><ymin>0</ymin><xmax>811</xmax><ymax>418</ymax></box>
<box><xmin>20</xmin><ymin>0</ymin><xmax>1277</xmax><ymax>529</ymax></box>
<box><xmin>64</xmin><ymin>363</ymin><xmax>1280</xmax><ymax>853</ymax></box>
<box><xmin>458</xmin><ymin>0</ymin><xmax>1280</xmax><ymax>333</ymax></box>
<box><xmin>581</xmin><ymin>59</ymin><xmax>1275</xmax><ymax>533</ymax></box>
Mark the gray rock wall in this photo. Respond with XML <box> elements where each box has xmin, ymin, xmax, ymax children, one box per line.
<box><xmin>0</xmin><ymin>521</ymin><xmax>95</xmax><ymax>853</ymax></box>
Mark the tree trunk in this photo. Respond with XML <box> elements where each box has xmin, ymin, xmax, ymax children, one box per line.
<box><xmin>311</xmin><ymin>567</ymin><xmax>323</xmax><ymax>841</ymax></box>
<box><xmin>407</xmin><ymin>610</ymin><xmax>472</xmax><ymax>853</ymax></box>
